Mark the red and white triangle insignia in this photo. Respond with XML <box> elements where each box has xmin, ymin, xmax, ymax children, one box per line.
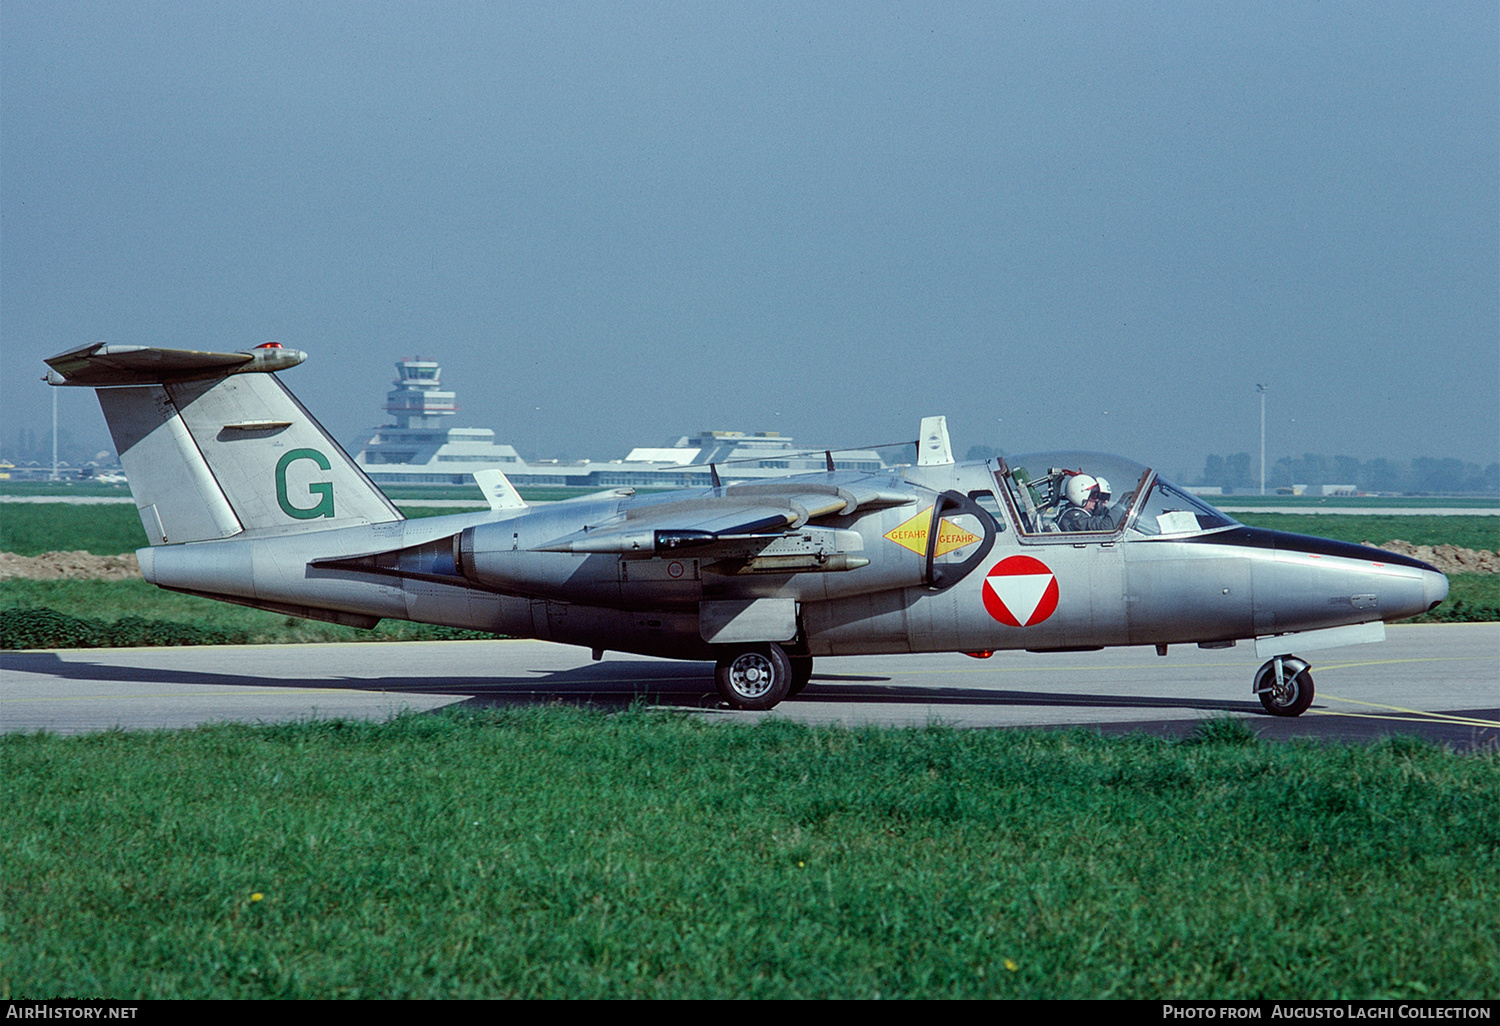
<box><xmin>981</xmin><ymin>555</ymin><xmax>1059</xmax><ymax>627</ymax></box>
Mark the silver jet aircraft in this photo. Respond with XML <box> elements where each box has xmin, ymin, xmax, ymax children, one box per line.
<box><xmin>45</xmin><ymin>342</ymin><xmax>1450</xmax><ymax>715</ymax></box>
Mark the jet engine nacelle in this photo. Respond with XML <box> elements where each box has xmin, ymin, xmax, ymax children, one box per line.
<box><xmin>455</xmin><ymin>514</ymin><xmax>931</xmax><ymax>610</ymax></box>
<box><xmin>455</xmin><ymin>521</ymin><xmax>639</xmax><ymax>607</ymax></box>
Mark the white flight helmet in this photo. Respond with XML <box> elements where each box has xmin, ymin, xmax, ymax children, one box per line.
<box><xmin>1094</xmin><ymin>477</ymin><xmax>1112</xmax><ymax>503</ymax></box>
<box><xmin>1064</xmin><ymin>473</ymin><xmax>1099</xmax><ymax>506</ymax></box>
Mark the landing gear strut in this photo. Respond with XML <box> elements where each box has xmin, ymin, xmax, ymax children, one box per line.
<box><xmin>787</xmin><ymin>656</ymin><xmax>813</xmax><ymax>698</ymax></box>
<box><xmin>715</xmin><ymin>643</ymin><xmax>793</xmax><ymax>711</ymax></box>
<box><xmin>1254</xmin><ymin>655</ymin><xmax>1314</xmax><ymax>717</ymax></box>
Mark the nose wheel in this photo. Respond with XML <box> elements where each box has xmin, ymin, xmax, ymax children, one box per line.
<box><xmin>1254</xmin><ymin>656</ymin><xmax>1314</xmax><ymax>717</ymax></box>
<box><xmin>715</xmin><ymin>643</ymin><xmax>793</xmax><ymax>711</ymax></box>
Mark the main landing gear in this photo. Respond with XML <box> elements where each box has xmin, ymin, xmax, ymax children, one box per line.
<box><xmin>714</xmin><ymin>642</ymin><xmax>810</xmax><ymax>710</ymax></box>
<box><xmin>1253</xmin><ymin>655</ymin><xmax>1314</xmax><ymax>717</ymax></box>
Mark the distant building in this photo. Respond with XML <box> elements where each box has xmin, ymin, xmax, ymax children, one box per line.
<box><xmin>356</xmin><ymin>358</ymin><xmax>525</xmax><ymax>485</ymax></box>
<box><xmin>1277</xmin><ymin>484</ymin><xmax>1359</xmax><ymax>497</ymax></box>
<box><xmin>355</xmin><ymin>358</ymin><xmax>892</xmax><ymax>490</ymax></box>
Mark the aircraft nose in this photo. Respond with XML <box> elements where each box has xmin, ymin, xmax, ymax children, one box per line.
<box><xmin>1423</xmin><ymin>567</ymin><xmax>1450</xmax><ymax>613</ymax></box>
<box><xmin>1369</xmin><ymin>548</ymin><xmax>1448</xmax><ymax>620</ymax></box>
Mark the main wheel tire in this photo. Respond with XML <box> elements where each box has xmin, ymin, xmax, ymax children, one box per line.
<box><xmin>1255</xmin><ymin>659</ymin><xmax>1315</xmax><ymax>717</ymax></box>
<box><xmin>787</xmin><ymin>656</ymin><xmax>813</xmax><ymax>698</ymax></box>
<box><xmin>715</xmin><ymin>643</ymin><xmax>793</xmax><ymax>711</ymax></box>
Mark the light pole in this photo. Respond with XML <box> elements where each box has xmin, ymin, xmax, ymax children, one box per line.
<box><xmin>1256</xmin><ymin>384</ymin><xmax>1267</xmax><ymax>496</ymax></box>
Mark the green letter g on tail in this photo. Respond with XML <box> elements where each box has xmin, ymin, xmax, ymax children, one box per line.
<box><xmin>276</xmin><ymin>448</ymin><xmax>335</xmax><ymax>519</ymax></box>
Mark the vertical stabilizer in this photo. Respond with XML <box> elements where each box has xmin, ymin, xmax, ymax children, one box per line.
<box><xmin>47</xmin><ymin>343</ymin><xmax>402</xmax><ymax>544</ymax></box>
<box><xmin>917</xmin><ymin>415</ymin><xmax>954</xmax><ymax>466</ymax></box>
<box><xmin>96</xmin><ymin>385</ymin><xmax>244</xmax><ymax>544</ymax></box>
<box><xmin>474</xmin><ymin>468</ymin><xmax>527</xmax><ymax>511</ymax></box>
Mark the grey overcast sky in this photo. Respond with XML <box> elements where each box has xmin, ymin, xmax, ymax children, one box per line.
<box><xmin>3</xmin><ymin>1</ymin><xmax>1496</xmax><ymax>478</ymax></box>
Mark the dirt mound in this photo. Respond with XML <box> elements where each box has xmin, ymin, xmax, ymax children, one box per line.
<box><xmin>0</xmin><ymin>551</ymin><xmax>141</xmax><ymax>581</ymax></box>
<box><xmin>1364</xmin><ymin>541</ymin><xmax>1500</xmax><ymax>575</ymax></box>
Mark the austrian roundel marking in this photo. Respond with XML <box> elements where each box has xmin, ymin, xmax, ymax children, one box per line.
<box><xmin>982</xmin><ymin>555</ymin><xmax>1059</xmax><ymax>627</ymax></box>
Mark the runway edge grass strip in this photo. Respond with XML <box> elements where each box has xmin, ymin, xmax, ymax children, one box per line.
<box><xmin>3</xmin><ymin>708</ymin><xmax>1496</xmax><ymax>999</ymax></box>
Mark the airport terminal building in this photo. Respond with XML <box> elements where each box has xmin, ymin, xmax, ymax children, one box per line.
<box><xmin>354</xmin><ymin>358</ymin><xmax>891</xmax><ymax>490</ymax></box>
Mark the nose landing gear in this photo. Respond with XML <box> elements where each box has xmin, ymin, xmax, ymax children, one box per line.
<box><xmin>1254</xmin><ymin>655</ymin><xmax>1314</xmax><ymax>717</ymax></box>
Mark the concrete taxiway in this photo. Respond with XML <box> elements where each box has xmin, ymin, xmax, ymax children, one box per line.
<box><xmin>3</xmin><ymin>623</ymin><xmax>1495</xmax><ymax>747</ymax></box>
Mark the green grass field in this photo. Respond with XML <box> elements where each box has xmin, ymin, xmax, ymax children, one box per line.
<box><xmin>0</xmin><ymin>503</ymin><xmax>152</xmax><ymax>556</ymax></box>
<box><xmin>4</xmin><ymin>709</ymin><xmax>1495</xmax><ymax>999</ymax></box>
<box><xmin>0</xmin><ymin>481</ymin><xmax>135</xmax><ymax>498</ymax></box>
<box><xmin>0</xmin><ymin>579</ymin><xmax>503</xmax><ymax>647</ymax></box>
<box><xmin>1208</xmin><ymin>495</ymin><xmax>1499</xmax><ymax>510</ymax></box>
<box><xmin>5</xmin><ymin>491</ymin><xmax>1496</xmax><ymax>998</ymax></box>
<box><xmin>0</xmin><ymin>501</ymin><xmax>474</xmax><ymax>554</ymax></box>
<box><xmin>1233</xmin><ymin>513</ymin><xmax>1499</xmax><ymax>553</ymax></box>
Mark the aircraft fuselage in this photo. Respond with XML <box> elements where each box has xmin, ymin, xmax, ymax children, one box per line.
<box><xmin>46</xmin><ymin>341</ymin><xmax>1446</xmax><ymax>717</ymax></box>
<box><xmin>136</xmin><ymin>461</ymin><xmax>1446</xmax><ymax>665</ymax></box>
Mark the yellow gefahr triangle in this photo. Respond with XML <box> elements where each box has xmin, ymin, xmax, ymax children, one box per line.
<box><xmin>883</xmin><ymin>506</ymin><xmax>981</xmax><ymax>557</ymax></box>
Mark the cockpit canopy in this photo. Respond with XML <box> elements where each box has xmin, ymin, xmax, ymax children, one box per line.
<box><xmin>995</xmin><ymin>451</ymin><xmax>1237</xmax><ymax>539</ymax></box>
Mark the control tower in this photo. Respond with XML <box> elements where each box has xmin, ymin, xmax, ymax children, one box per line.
<box><xmin>358</xmin><ymin>358</ymin><xmax>520</xmax><ymax>481</ymax></box>
<box><xmin>384</xmin><ymin>358</ymin><xmax>456</xmax><ymax>429</ymax></box>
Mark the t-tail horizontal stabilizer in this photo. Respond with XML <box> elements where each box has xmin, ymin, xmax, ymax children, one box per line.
<box><xmin>44</xmin><ymin>341</ymin><xmax>308</xmax><ymax>386</ymax></box>
<box><xmin>45</xmin><ymin>342</ymin><xmax>402</xmax><ymax>545</ymax></box>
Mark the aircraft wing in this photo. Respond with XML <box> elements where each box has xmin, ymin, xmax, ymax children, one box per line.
<box><xmin>533</xmin><ymin>479</ymin><xmax>916</xmax><ymax>555</ymax></box>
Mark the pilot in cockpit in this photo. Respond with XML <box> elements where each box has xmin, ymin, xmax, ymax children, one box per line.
<box><xmin>1056</xmin><ymin>473</ymin><xmax>1115</xmax><ymax>532</ymax></box>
